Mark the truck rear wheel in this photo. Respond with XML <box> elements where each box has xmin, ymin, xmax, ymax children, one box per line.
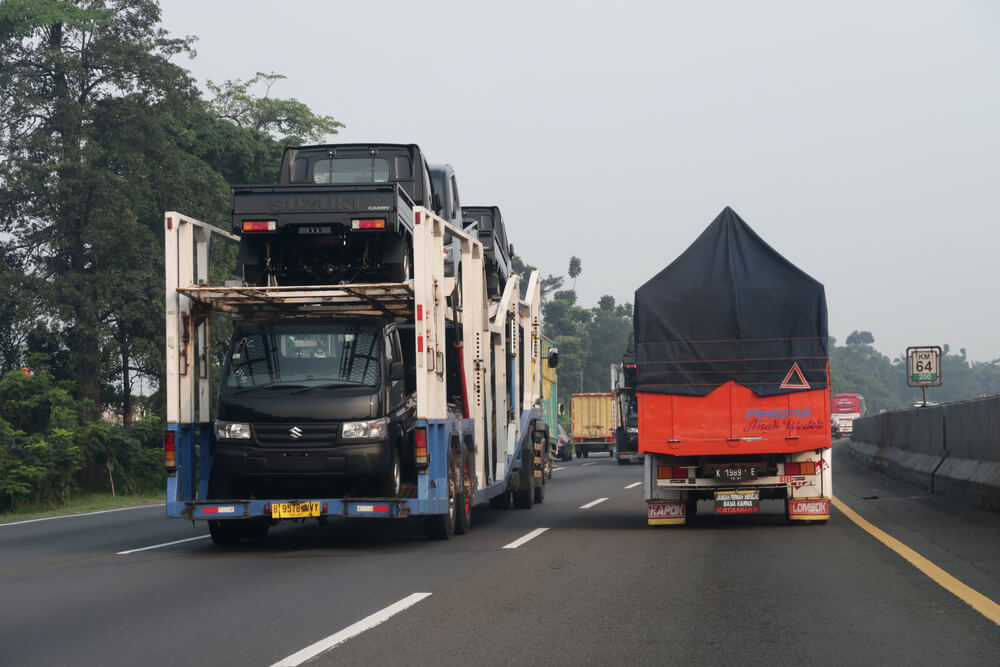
<box><xmin>455</xmin><ymin>456</ymin><xmax>472</xmax><ymax>535</ymax></box>
<box><xmin>426</xmin><ymin>456</ymin><xmax>458</xmax><ymax>540</ymax></box>
<box><xmin>208</xmin><ymin>520</ymin><xmax>242</xmax><ymax>546</ymax></box>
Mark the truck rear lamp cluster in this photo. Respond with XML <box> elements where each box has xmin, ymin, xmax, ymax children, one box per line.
<box><xmin>242</xmin><ymin>220</ymin><xmax>276</xmax><ymax>232</ymax></box>
<box><xmin>215</xmin><ymin>421</ymin><xmax>251</xmax><ymax>440</ymax></box>
<box><xmin>351</xmin><ymin>218</ymin><xmax>386</xmax><ymax>230</ymax></box>
<box><xmin>780</xmin><ymin>461</ymin><xmax>817</xmax><ymax>475</ymax></box>
<box><xmin>414</xmin><ymin>428</ymin><xmax>429</xmax><ymax>467</ymax></box>
<box><xmin>656</xmin><ymin>465</ymin><xmax>690</xmax><ymax>480</ymax></box>
<box><xmin>164</xmin><ymin>431</ymin><xmax>176</xmax><ymax>471</ymax></box>
<box><xmin>341</xmin><ymin>417</ymin><xmax>388</xmax><ymax>439</ymax></box>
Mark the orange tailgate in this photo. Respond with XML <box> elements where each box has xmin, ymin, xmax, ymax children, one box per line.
<box><xmin>638</xmin><ymin>381</ymin><xmax>830</xmax><ymax>456</ymax></box>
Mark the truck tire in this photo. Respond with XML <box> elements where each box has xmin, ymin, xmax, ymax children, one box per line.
<box><xmin>582</xmin><ymin>448</ymin><xmax>589</xmax><ymax>458</ymax></box>
<box><xmin>575</xmin><ymin>445</ymin><xmax>581</xmax><ymax>458</ymax></box>
<box><xmin>617</xmin><ymin>457</ymin><xmax>628</xmax><ymax>465</ymax></box>
<box><xmin>425</xmin><ymin>455</ymin><xmax>458</xmax><ymax>540</ymax></box>
<box><xmin>513</xmin><ymin>439</ymin><xmax>535</xmax><ymax>510</ymax></box>
<box><xmin>455</xmin><ymin>456</ymin><xmax>472</xmax><ymax>535</ymax></box>
<box><xmin>533</xmin><ymin>476</ymin><xmax>545</xmax><ymax>504</ymax></box>
<box><xmin>208</xmin><ymin>520</ymin><xmax>242</xmax><ymax>546</ymax></box>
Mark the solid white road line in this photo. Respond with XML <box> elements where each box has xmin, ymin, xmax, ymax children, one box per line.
<box><xmin>580</xmin><ymin>497</ymin><xmax>609</xmax><ymax>509</ymax></box>
<box><xmin>1</xmin><ymin>503</ymin><xmax>166</xmax><ymax>528</ymax></box>
<box><xmin>552</xmin><ymin>467</ymin><xmax>565</xmax><ymax>471</ymax></box>
<box><xmin>116</xmin><ymin>535</ymin><xmax>210</xmax><ymax>555</ymax></box>
<box><xmin>625</xmin><ymin>482</ymin><xmax>642</xmax><ymax>489</ymax></box>
<box><xmin>581</xmin><ymin>462</ymin><xmax>599</xmax><ymax>467</ymax></box>
<box><xmin>502</xmin><ymin>527</ymin><xmax>550</xmax><ymax>550</ymax></box>
<box><xmin>271</xmin><ymin>592</ymin><xmax>433</xmax><ymax>667</ymax></box>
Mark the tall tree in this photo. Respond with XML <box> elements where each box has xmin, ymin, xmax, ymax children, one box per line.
<box><xmin>0</xmin><ymin>0</ymin><xmax>199</xmax><ymax>415</ymax></box>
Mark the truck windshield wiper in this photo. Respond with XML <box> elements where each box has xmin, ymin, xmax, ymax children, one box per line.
<box><xmin>230</xmin><ymin>383</ymin><xmax>308</xmax><ymax>395</ymax></box>
<box><xmin>290</xmin><ymin>382</ymin><xmax>353</xmax><ymax>395</ymax></box>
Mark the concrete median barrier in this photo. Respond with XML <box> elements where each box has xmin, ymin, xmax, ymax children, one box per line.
<box><xmin>849</xmin><ymin>396</ymin><xmax>1000</xmax><ymax>512</ymax></box>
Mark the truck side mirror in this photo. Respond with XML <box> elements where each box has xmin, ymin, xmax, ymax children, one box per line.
<box><xmin>547</xmin><ymin>348</ymin><xmax>559</xmax><ymax>368</ymax></box>
<box><xmin>509</xmin><ymin>243</ymin><xmax>515</xmax><ymax>258</ymax></box>
<box><xmin>432</xmin><ymin>193</ymin><xmax>443</xmax><ymax>214</ymax></box>
<box><xmin>558</xmin><ymin>402</ymin><xmax>565</xmax><ymax>416</ymax></box>
<box><xmin>390</xmin><ymin>361</ymin><xmax>405</xmax><ymax>381</ymax></box>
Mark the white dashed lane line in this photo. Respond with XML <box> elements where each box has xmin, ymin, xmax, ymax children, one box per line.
<box><xmin>580</xmin><ymin>497</ymin><xmax>609</xmax><ymax>510</ymax></box>
<box><xmin>270</xmin><ymin>593</ymin><xmax>433</xmax><ymax>666</ymax></box>
<box><xmin>502</xmin><ymin>528</ymin><xmax>550</xmax><ymax>549</ymax></box>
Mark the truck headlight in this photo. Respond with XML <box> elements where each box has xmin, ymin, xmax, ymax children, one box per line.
<box><xmin>627</xmin><ymin>427</ymin><xmax>638</xmax><ymax>434</ymax></box>
<box><xmin>342</xmin><ymin>417</ymin><xmax>388</xmax><ymax>440</ymax></box>
<box><xmin>215</xmin><ymin>421</ymin><xmax>251</xmax><ymax>440</ymax></box>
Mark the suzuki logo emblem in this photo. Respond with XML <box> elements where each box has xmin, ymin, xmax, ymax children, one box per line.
<box><xmin>289</xmin><ymin>426</ymin><xmax>303</xmax><ymax>439</ymax></box>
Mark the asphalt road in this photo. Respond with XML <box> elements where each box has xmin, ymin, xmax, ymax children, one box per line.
<box><xmin>2</xmin><ymin>442</ymin><xmax>999</xmax><ymax>666</ymax></box>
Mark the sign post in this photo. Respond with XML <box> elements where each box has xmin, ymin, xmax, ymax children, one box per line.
<box><xmin>906</xmin><ymin>346</ymin><xmax>942</xmax><ymax>407</ymax></box>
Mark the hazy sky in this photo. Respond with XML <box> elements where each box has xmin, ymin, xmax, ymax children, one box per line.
<box><xmin>159</xmin><ymin>0</ymin><xmax>1000</xmax><ymax>362</ymax></box>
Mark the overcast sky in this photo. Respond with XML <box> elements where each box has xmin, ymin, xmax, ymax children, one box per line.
<box><xmin>159</xmin><ymin>0</ymin><xmax>1000</xmax><ymax>362</ymax></box>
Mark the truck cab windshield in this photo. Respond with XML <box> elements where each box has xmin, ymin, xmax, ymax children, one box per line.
<box><xmin>222</xmin><ymin>321</ymin><xmax>382</xmax><ymax>391</ymax></box>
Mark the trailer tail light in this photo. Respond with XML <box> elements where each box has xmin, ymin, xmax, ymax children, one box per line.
<box><xmin>164</xmin><ymin>431</ymin><xmax>176</xmax><ymax>472</ymax></box>
<box><xmin>782</xmin><ymin>461</ymin><xmax>817</xmax><ymax>476</ymax></box>
<box><xmin>656</xmin><ymin>466</ymin><xmax>688</xmax><ymax>480</ymax></box>
<box><xmin>415</xmin><ymin>428</ymin><xmax>429</xmax><ymax>468</ymax></box>
<box><xmin>352</xmin><ymin>218</ymin><xmax>386</xmax><ymax>230</ymax></box>
<box><xmin>242</xmin><ymin>220</ymin><xmax>276</xmax><ymax>232</ymax></box>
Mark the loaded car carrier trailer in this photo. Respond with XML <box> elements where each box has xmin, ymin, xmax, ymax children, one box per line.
<box><xmin>163</xmin><ymin>204</ymin><xmax>552</xmax><ymax>543</ymax></box>
<box><xmin>635</xmin><ymin>208</ymin><xmax>833</xmax><ymax>525</ymax></box>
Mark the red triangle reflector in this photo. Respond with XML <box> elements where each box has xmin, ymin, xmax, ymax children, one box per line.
<box><xmin>780</xmin><ymin>363</ymin><xmax>811</xmax><ymax>389</ymax></box>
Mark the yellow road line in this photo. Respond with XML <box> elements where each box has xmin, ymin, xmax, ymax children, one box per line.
<box><xmin>832</xmin><ymin>495</ymin><xmax>1000</xmax><ymax>626</ymax></box>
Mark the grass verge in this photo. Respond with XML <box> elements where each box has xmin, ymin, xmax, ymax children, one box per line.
<box><xmin>0</xmin><ymin>491</ymin><xmax>163</xmax><ymax>523</ymax></box>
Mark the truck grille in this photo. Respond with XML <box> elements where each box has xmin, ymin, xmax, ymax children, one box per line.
<box><xmin>253</xmin><ymin>423</ymin><xmax>340</xmax><ymax>446</ymax></box>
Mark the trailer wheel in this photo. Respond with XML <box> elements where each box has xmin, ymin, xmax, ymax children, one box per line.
<box><xmin>513</xmin><ymin>434</ymin><xmax>536</xmax><ymax>509</ymax></box>
<box><xmin>208</xmin><ymin>520</ymin><xmax>241</xmax><ymax>546</ymax></box>
<box><xmin>455</xmin><ymin>456</ymin><xmax>472</xmax><ymax>535</ymax></box>
<box><xmin>533</xmin><ymin>475</ymin><xmax>545</xmax><ymax>504</ymax></box>
<box><xmin>582</xmin><ymin>448</ymin><xmax>589</xmax><ymax>458</ymax></box>
<box><xmin>426</xmin><ymin>456</ymin><xmax>458</xmax><ymax>540</ymax></box>
<box><xmin>617</xmin><ymin>457</ymin><xmax>628</xmax><ymax>465</ymax></box>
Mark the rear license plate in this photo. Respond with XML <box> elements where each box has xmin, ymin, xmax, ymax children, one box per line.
<box><xmin>714</xmin><ymin>489</ymin><xmax>760</xmax><ymax>514</ymax></box>
<box><xmin>272</xmin><ymin>501</ymin><xmax>321</xmax><ymax>518</ymax></box>
<box><xmin>711</xmin><ymin>464</ymin><xmax>760</xmax><ymax>482</ymax></box>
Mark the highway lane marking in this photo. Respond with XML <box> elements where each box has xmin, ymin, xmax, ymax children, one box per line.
<box><xmin>271</xmin><ymin>592</ymin><xmax>432</xmax><ymax>667</ymax></box>
<box><xmin>580</xmin><ymin>497</ymin><xmax>609</xmax><ymax>509</ymax></box>
<box><xmin>502</xmin><ymin>527</ymin><xmax>550</xmax><ymax>549</ymax></box>
<box><xmin>832</xmin><ymin>495</ymin><xmax>1000</xmax><ymax>626</ymax></box>
<box><xmin>581</xmin><ymin>462</ymin><xmax>599</xmax><ymax>467</ymax></box>
<box><xmin>0</xmin><ymin>503</ymin><xmax>166</xmax><ymax>528</ymax></box>
<box><xmin>553</xmin><ymin>467</ymin><xmax>565</xmax><ymax>471</ymax></box>
<box><xmin>624</xmin><ymin>482</ymin><xmax>642</xmax><ymax>489</ymax></box>
<box><xmin>116</xmin><ymin>535</ymin><xmax>210</xmax><ymax>555</ymax></box>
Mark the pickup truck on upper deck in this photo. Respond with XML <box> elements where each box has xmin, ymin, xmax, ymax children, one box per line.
<box><xmin>231</xmin><ymin>143</ymin><xmax>434</xmax><ymax>285</ymax></box>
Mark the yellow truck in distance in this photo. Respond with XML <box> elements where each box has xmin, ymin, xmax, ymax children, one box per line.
<box><xmin>570</xmin><ymin>393</ymin><xmax>615</xmax><ymax>458</ymax></box>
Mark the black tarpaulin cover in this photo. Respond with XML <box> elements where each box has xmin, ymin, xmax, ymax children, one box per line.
<box><xmin>634</xmin><ymin>207</ymin><xmax>828</xmax><ymax>397</ymax></box>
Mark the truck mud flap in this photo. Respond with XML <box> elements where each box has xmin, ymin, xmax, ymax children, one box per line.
<box><xmin>647</xmin><ymin>500</ymin><xmax>686</xmax><ymax>526</ymax></box>
<box><xmin>787</xmin><ymin>497</ymin><xmax>830</xmax><ymax>521</ymax></box>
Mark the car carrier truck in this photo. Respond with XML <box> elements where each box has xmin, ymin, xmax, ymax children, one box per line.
<box><xmin>164</xmin><ymin>198</ymin><xmax>554</xmax><ymax>544</ymax></box>
<box><xmin>635</xmin><ymin>207</ymin><xmax>832</xmax><ymax>525</ymax></box>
